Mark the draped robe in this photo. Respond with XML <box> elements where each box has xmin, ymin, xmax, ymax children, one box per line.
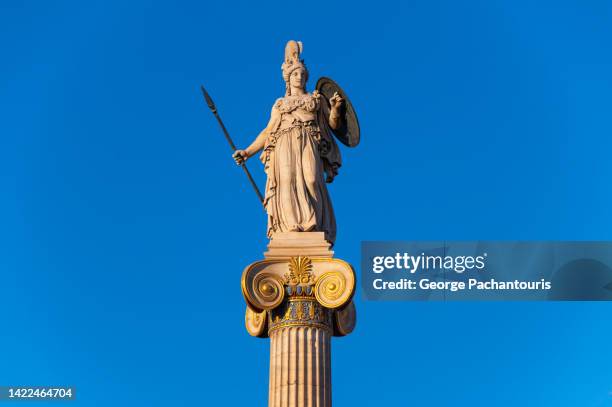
<box><xmin>259</xmin><ymin>91</ymin><xmax>341</xmax><ymax>243</ymax></box>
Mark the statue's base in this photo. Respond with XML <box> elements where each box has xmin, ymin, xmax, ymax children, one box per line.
<box><xmin>265</xmin><ymin>232</ymin><xmax>333</xmax><ymax>259</ymax></box>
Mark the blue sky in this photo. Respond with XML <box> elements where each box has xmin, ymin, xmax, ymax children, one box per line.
<box><xmin>1</xmin><ymin>0</ymin><xmax>611</xmax><ymax>405</ymax></box>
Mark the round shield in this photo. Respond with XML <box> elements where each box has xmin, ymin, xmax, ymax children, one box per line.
<box><xmin>315</xmin><ymin>77</ymin><xmax>360</xmax><ymax>147</ymax></box>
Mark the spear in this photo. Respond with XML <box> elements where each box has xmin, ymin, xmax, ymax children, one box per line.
<box><xmin>200</xmin><ymin>85</ymin><xmax>264</xmax><ymax>204</ymax></box>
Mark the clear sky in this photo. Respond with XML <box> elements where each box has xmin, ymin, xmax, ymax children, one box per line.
<box><xmin>1</xmin><ymin>0</ymin><xmax>611</xmax><ymax>406</ymax></box>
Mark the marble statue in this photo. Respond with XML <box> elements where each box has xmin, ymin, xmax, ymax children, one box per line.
<box><xmin>232</xmin><ymin>41</ymin><xmax>346</xmax><ymax>243</ymax></box>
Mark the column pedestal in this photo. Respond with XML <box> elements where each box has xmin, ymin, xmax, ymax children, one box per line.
<box><xmin>242</xmin><ymin>233</ymin><xmax>356</xmax><ymax>407</ymax></box>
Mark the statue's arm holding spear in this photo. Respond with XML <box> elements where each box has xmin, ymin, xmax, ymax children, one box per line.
<box><xmin>232</xmin><ymin>105</ymin><xmax>281</xmax><ymax>166</ymax></box>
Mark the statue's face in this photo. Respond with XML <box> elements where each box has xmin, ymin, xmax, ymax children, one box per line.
<box><xmin>289</xmin><ymin>68</ymin><xmax>306</xmax><ymax>89</ymax></box>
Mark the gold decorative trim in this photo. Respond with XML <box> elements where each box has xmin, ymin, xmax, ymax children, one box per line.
<box><xmin>244</xmin><ymin>273</ymin><xmax>284</xmax><ymax>311</ymax></box>
<box><xmin>267</xmin><ymin>297</ymin><xmax>334</xmax><ymax>334</ymax></box>
<box><xmin>314</xmin><ymin>271</ymin><xmax>354</xmax><ymax>309</ymax></box>
<box><xmin>284</xmin><ymin>256</ymin><xmax>316</xmax><ymax>297</ymax></box>
<box><xmin>245</xmin><ymin>306</ymin><xmax>268</xmax><ymax>337</ymax></box>
<box><xmin>268</xmin><ymin>321</ymin><xmax>333</xmax><ymax>335</ymax></box>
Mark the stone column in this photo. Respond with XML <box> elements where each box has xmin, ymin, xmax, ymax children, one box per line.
<box><xmin>242</xmin><ymin>232</ymin><xmax>356</xmax><ymax>407</ymax></box>
<box><xmin>268</xmin><ymin>299</ymin><xmax>332</xmax><ymax>407</ymax></box>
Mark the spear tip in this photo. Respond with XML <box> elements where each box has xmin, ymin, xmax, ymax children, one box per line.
<box><xmin>200</xmin><ymin>85</ymin><xmax>216</xmax><ymax>111</ymax></box>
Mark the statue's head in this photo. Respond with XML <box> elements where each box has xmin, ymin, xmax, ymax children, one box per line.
<box><xmin>281</xmin><ymin>40</ymin><xmax>308</xmax><ymax>95</ymax></box>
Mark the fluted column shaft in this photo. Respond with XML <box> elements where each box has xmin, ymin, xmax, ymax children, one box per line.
<box><xmin>268</xmin><ymin>298</ymin><xmax>332</xmax><ymax>407</ymax></box>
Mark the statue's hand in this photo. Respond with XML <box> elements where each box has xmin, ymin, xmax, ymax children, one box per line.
<box><xmin>233</xmin><ymin>149</ymin><xmax>249</xmax><ymax>165</ymax></box>
<box><xmin>329</xmin><ymin>92</ymin><xmax>344</xmax><ymax>111</ymax></box>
